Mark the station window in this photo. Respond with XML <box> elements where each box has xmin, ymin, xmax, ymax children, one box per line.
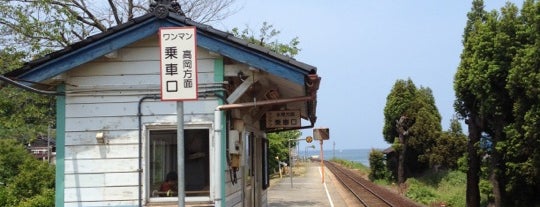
<box><xmin>148</xmin><ymin>129</ymin><xmax>210</xmax><ymax>199</ymax></box>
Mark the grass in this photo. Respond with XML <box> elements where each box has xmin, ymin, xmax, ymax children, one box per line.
<box><xmin>330</xmin><ymin>158</ymin><xmax>370</xmax><ymax>176</ymax></box>
<box><xmin>404</xmin><ymin>170</ymin><xmax>467</xmax><ymax>207</ymax></box>
<box><xmin>328</xmin><ymin>158</ymin><xmax>469</xmax><ymax>207</ymax></box>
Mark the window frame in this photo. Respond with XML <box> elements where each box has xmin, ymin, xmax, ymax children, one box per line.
<box><xmin>262</xmin><ymin>138</ymin><xmax>269</xmax><ymax>190</ymax></box>
<box><xmin>145</xmin><ymin>124</ymin><xmax>214</xmax><ymax>203</ymax></box>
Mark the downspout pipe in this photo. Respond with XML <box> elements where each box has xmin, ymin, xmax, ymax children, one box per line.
<box><xmin>0</xmin><ymin>75</ymin><xmax>64</xmax><ymax>96</ymax></box>
<box><xmin>213</xmin><ymin>109</ymin><xmax>223</xmax><ymax>207</ymax></box>
<box><xmin>138</xmin><ymin>94</ymin><xmax>160</xmax><ymax>207</ymax></box>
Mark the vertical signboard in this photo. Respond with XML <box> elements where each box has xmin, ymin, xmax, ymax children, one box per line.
<box><xmin>159</xmin><ymin>27</ymin><xmax>198</xmax><ymax>101</ymax></box>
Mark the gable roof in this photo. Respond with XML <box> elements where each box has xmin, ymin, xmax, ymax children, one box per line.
<box><xmin>5</xmin><ymin>10</ymin><xmax>316</xmax><ymax>86</ymax></box>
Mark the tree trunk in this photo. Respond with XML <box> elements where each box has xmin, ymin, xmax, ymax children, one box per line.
<box><xmin>490</xmin><ymin>166</ymin><xmax>502</xmax><ymax>207</ymax></box>
<box><xmin>490</xmin><ymin>126</ymin><xmax>505</xmax><ymax>207</ymax></box>
<box><xmin>396</xmin><ymin>115</ymin><xmax>408</xmax><ymax>192</ymax></box>
<box><xmin>398</xmin><ymin>133</ymin><xmax>406</xmax><ymax>185</ymax></box>
<box><xmin>466</xmin><ymin>116</ymin><xmax>481</xmax><ymax>207</ymax></box>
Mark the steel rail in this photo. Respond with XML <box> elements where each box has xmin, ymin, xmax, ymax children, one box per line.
<box><xmin>324</xmin><ymin>161</ymin><xmax>395</xmax><ymax>207</ymax></box>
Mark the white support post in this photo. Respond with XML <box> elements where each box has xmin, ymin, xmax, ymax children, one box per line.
<box><xmin>214</xmin><ymin>110</ymin><xmax>223</xmax><ymax>207</ymax></box>
<box><xmin>177</xmin><ymin>102</ymin><xmax>185</xmax><ymax>207</ymax></box>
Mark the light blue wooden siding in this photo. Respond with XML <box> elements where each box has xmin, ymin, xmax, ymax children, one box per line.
<box><xmin>62</xmin><ymin>36</ymin><xmax>219</xmax><ymax>206</ymax></box>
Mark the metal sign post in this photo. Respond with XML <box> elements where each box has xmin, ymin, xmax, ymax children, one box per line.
<box><xmin>320</xmin><ymin>139</ymin><xmax>324</xmax><ymax>183</ymax></box>
<box><xmin>176</xmin><ymin>102</ymin><xmax>185</xmax><ymax>206</ymax></box>
<box><xmin>287</xmin><ymin>137</ymin><xmax>313</xmax><ymax>188</ymax></box>
<box><xmin>159</xmin><ymin>27</ymin><xmax>198</xmax><ymax>207</ymax></box>
<box><xmin>313</xmin><ymin>128</ymin><xmax>330</xmax><ymax>183</ymax></box>
<box><xmin>289</xmin><ymin>139</ymin><xmax>293</xmax><ymax>188</ymax></box>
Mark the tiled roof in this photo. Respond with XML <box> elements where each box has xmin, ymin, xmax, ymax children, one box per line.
<box><xmin>5</xmin><ymin>10</ymin><xmax>316</xmax><ymax>80</ymax></box>
<box><xmin>28</xmin><ymin>136</ymin><xmax>56</xmax><ymax>148</ymax></box>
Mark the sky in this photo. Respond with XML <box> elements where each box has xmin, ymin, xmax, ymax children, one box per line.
<box><xmin>215</xmin><ymin>0</ymin><xmax>523</xmax><ymax>150</ymax></box>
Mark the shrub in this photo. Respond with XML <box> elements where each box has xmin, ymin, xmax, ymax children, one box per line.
<box><xmin>368</xmin><ymin>149</ymin><xmax>391</xmax><ymax>181</ymax></box>
<box><xmin>405</xmin><ymin>178</ymin><xmax>437</xmax><ymax>205</ymax></box>
<box><xmin>0</xmin><ymin>139</ymin><xmax>55</xmax><ymax>207</ymax></box>
<box><xmin>438</xmin><ymin>171</ymin><xmax>466</xmax><ymax>207</ymax></box>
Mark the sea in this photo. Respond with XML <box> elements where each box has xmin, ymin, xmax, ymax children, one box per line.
<box><xmin>303</xmin><ymin>148</ymin><xmax>373</xmax><ymax>167</ymax></box>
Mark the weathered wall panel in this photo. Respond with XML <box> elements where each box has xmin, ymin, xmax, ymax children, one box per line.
<box><xmin>64</xmin><ymin>186</ymin><xmax>138</xmax><ymax>202</ymax></box>
<box><xmin>65</xmin><ymin>144</ymin><xmax>139</xmax><ymax>159</ymax></box>
<box><xmin>69</xmin><ymin>61</ymin><xmax>159</xmax><ymax>77</ymax></box>
<box><xmin>225</xmin><ymin>170</ymin><xmax>243</xmax><ymax>196</ymax></box>
<box><xmin>66</xmin><ymin>72</ymin><xmax>215</xmax><ymax>88</ymax></box>
<box><xmin>65</xmin><ymin>115</ymin><xmax>213</xmax><ymax>132</ymax></box>
<box><xmin>225</xmin><ymin>190</ymin><xmax>243</xmax><ymax>207</ymax></box>
<box><xmin>65</xmin><ymin>200</ymin><xmax>137</xmax><ymax>207</ymax></box>
<box><xmin>61</xmin><ymin>36</ymin><xmax>255</xmax><ymax>207</ymax></box>
<box><xmin>64</xmin><ymin>172</ymin><xmax>138</xmax><ymax>188</ymax></box>
<box><xmin>64</xmin><ymin>173</ymin><xmax>105</xmax><ymax>188</ymax></box>
<box><xmin>63</xmin><ymin>42</ymin><xmax>219</xmax><ymax>206</ymax></box>
<box><xmin>66</xmin><ymin>99</ymin><xmax>217</xmax><ymax>118</ymax></box>
<box><xmin>69</xmin><ymin>52</ymin><xmax>214</xmax><ymax>77</ymax></box>
<box><xmin>64</xmin><ymin>158</ymin><xmax>138</xmax><ymax>174</ymax></box>
<box><xmin>65</xmin><ymin>130</ymin><xmax>139</xmax><ymax>145</ymax></box>
<box><xmin>120</xmin><ymin>36</ymin><xmax>216</xmax><ymax>59</ymax></box>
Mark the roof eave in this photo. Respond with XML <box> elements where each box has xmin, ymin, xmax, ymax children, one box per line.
<box><xmin>13</xmin><ymin>12</ymin><xmax>316</xmax><ymax>86</ymax></box>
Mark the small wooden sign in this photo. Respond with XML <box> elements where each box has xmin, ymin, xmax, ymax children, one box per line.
<box><xmin>313</xmin><ymin>128</ymin><xmax>330</xmax><ymax>140</ymax></box>
<box><xmin>265</xmin><ymin>110</ymin><xmax>301</xmax><ymax>128</ymax></box>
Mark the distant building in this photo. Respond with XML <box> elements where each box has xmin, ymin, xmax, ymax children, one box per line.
<box><xmin>27</xmin><ymin>137</ymin><xmax>56</xmax><ymax>164</ymax></box>
<box><xmin>382</xmin><ymin>147</ymin><xmax>397</xmax><ymax>178</ymax></box>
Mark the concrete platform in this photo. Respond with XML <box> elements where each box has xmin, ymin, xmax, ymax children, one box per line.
<box><xmin>267</xmin><ymin>161</ymin><xmax>349</xmax><ymax>207</ymax></box>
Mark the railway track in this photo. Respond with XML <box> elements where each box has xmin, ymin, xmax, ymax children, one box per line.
<box><xmin>323</xmin><ymin>160</ymin><xmax>421</xmax><ymax>207</ymax></box>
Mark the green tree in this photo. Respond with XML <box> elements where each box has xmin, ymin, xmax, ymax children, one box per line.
<box><xmin>0</xmin><ymin>50</ymin><xmax>56</xmax><ymax>144</ymax></box>
<box><xmin>230</xmin><ymin>22</ymin><xmax>300</xmax><ymax>58</ymax></box>
<box><xmin>426</xmin><ymin>117</ymin><xmax>467</xmax><ymax>170</ymax></box>
<box><xmin>0</xmin><ymin>1</ymin><xmax>241</xmax><ymax>142</ymax></box>
<box><xmin>368</xmin><ymin>149</ymin><xmax>390</xmax><ymax>181</ymax></box>
<box><xmin>383</xmin><ymin>79</ymin><xmax>442</xmax><ymax>184</ymax></box>
<box><xmin>408</xmin><ymin>87</ymin><xmax>442</xmax><ymax>172</ymax></box>
<box><xmin>383</xmin><ymin>79</ymin><xmax>417</xmax><ymax>144</ymax></box>
<box><xmin>0</xmin><ymin>0</ymin><xmax>238</xmax><ymax>54</ymax></box>
<box><xmin>267</xmin><ymin>131</ymin><xmax>301</xmax><ymax>173</ymax></box>
<box><xmin>456</xmin><ymin>1</ymin><xmax>521</xmax><ymax>206</ymax></box>
<box><xmin>454</xmin><ymin>1</ymin><xmax>487</xmax><ymax>206</ymax></box>
<box><xmin>383</xmin><ymin>79</ymin><xmax>416</xmax><ymax>185</ymax></box>
<box><xmin>456</xmin><ymin>1</ymin><xmax>540</xmax><ymax>206</ymax></box>
<box><xmin>503</xmin><ymin>0</ymin><xmax>540</xmax><ymax>205</ymax></box>
<box><xmin>0</xmin><ymin>139</ymin><xmax>55</xmax><ymax>207</ymax></box>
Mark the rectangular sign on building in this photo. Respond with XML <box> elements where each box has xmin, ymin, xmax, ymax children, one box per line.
<box><xmin>159</xmin><ymin>27</ymin><xmax>198</xmax><ymax>101</ymax></box>
<box><xmin>265</xmin><ymin>110</ymin><xmax>301</xmax><ymax>128</ymax></box>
